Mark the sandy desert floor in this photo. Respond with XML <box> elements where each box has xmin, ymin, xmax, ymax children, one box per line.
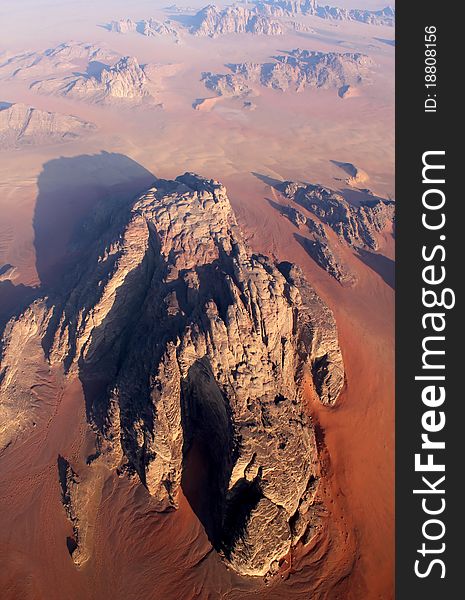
<box><xmin>0</xmin><ymin>1</ymin><xmax>394</xmax><ymax>598</ymax></box>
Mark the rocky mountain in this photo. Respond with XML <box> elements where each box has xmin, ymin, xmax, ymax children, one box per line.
<box><xmin>202</xmin><ymin>49</ymin><xmax>374</xmax><ymax>97</ymax></box>
<box><xmin>316</xmin><ymin>4</ymin><xmax>395</xmax><ymax>26</ymax></box>
<box><xmin>190</xmin><ymin>4</ymin><xmax>284</xmax><ymax>37</ymax></box>
<box><xmin>108</xmin><ymin>18</ymin><xmax>181</xmax><ymax>41</ymax></box>
<box><xmin>278</xmin><ymin>180</ymin><xmax>394</xmax><ymax>251</ymax></box>
<box><xmin>332</xmin><ymin>161</ymin><xmax>369</xmax><ymax>186</ymax></box>
<box><xmin>0</xmin><ymin>102</ymin><xmax>96</xmax><ymax>148</ymax></box>
<box><xmin>0</xmin><ymin>42</ymin><xmax>118</xmax><ymax>81</ymax></box>
<box><xmin>30</xmin><ymin>56</ymin><xmax>159</xmax><ymax>105</ymax></box>
<box><xmin>108</xmin><ymin>18</ymin><xmax>137</xmax><ymax>34</ymax></box>
<box><xmin>0</xmin><ymin>173</ymin><xmax>344</xmax><ymax>576</ymax></box>
<box><xmin>166</xmin><ymin>4</ymin><xmax>198</xmax><ymax>13</ymax></box>
<box><xmin>278</xmin><ymin>204</ymin><xmax>355</xmax><ymax>285</ymax></box>
<box><xmin>255</xmin><ymin>1</ymin><xmax>395</xmax><ymax>26</ymax></box>
<box><xmin>255</xmin><ymin>0</ymin><xmax>317</xmax><ymax>16</ymax></box>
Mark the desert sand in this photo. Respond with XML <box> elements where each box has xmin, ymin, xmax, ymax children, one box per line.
<box><xmin>0</xmin><ymin>1</ymin><xmax>394</xmax><ymax>598</ymax></box>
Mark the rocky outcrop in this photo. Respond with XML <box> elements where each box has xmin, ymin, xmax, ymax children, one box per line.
<box><xmin>255</xmin><ymin>1</ymin><xmax>395</xmax><ymax>26</ymax></box>
<box><xmin>316</xmin><ymin>4</ymin><xmax>395</xmax><ymax>27</ymax></box>
<box><xmin>30</xmin><ymin>56</ymin><xmax>159</xmax><ymax>105</ymax></box>
<box><xmin>202</xmin><ymin>71</ymin><xmax>253</xmax><ymax>98</ymax></box>
<box><xmin>279</xmin><ymin>180</ymin><xmax>394</xmax><ymax>251</ymax></box>
<box><xmin>191</xmin><ymin>4</ymin><xmax>284</xmax><ymax>37</ymax></box>
<box><xmin>138</xmin><ymin>18</ymin><xmax>180</xmax><ymax>39</ymax></box>
<box><xmin>108</xmin><ymin>19</ymin><xmax>137</xmax><ymax>34</ymax></box>
<box><xmin>0</xmin><ymin>173</ymin><xmax>344</xmax><ymax>576</ymax></box>
<box><xmin>300</xmin><ymin>237</ymin><xmax>355</xmax><ymax>286</ymax></box>
<box><xmin>0</xmin><ymin>42</ymin><xmax>118</xmax><ymax>81</ymax></box>
<box><xmin>279</xmin><ymin>205</ymin><xmax>355</xmax><ymax>286</ymax></box>
<box><xmin>333</xmin><ymin>161</ymin><xmax>369</xmax><ymax>187</ymax></box>
<box><xmin>0</xmin><ymin>102</ymin><xmax>96</xmax><ymax>148</ymax></box>
<box><xmin>256</xmin><ymin>0</ymin><xmax>317</xmax><ymax>15</ymax></box>
<box><xmin>57</xmin><ymin>456</ymin><xmax>82</xmax><ymax>563</ymax></box>
<box><xmin>202</xmin><ymin>49</ymin><xmax>374</xmax><ymax>97</ymax></box>
<box><xmin>166</xmin><ymin>4</ymin><xmax>198</xmax><ymax>13</ymax></box>
<box><xmin>108</xmin><ymin>18</ymin><xmax>181</xmax><ymax>41</ymax></box>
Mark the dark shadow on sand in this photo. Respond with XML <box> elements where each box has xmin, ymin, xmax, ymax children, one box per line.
<box><xmin>251</xmin><ymin>171</ymin><xmax>284</xmax><ymax>189</ymax></box>
<box><xmin>0</xmin><ymin>280</ymin><xmax>39</xmax><ymax>333</ymax></box>
<box><xmin>2</xmin><ymin>153</ymin><xmax>155</xmax><ymax>335</ymax></box>
<box><xmin>375</xmin><ymin>37</ymin><xmax>395</xmax><ymax>47</ymax></box>
<box><xmin>355</xmin><ymin>249</ymin><xmax>394</xmax><ymax>289</ymax></box>
<box><xmin>339</xmin><ymin>187</ymin><xmax>391</xmax><ymax>207</ymax></box>
<box><xmin>33</xmin><ymin>151</ymin><xmax>156</xmax><ymax>291</ymax></box>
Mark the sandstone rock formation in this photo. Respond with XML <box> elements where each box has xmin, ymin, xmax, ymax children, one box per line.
<box><xmin>278</xmin><ymin>180</ymin><xmax>394</xmax><ymax>251</ymax></box>
<box><xmin>256</xmin><ymin>0</ymin><xmax>317</xmax><ymax>16</ymax></box>
<box><xmin>255</xmin><ymin>1</ymin><xmax>395</xmax><ymax>26</ymax></box>
<box><xmin>30</xmin><ymin>56</ymin><xmax>159</xmax><ymax>105</ymax></box>
<box><xmin>316</xmin><ymin>4</ymin><xmax>395</xmax><ymax>26</ymax></box>
<box><xmin>278</xmin><ymin>204</ymin><xmax>355</xmax><ymax>286</ymax></box>
<box><xmin>0</xmin><ymin>102</ymin><xmax>96</xmax><ymax>148</ymax></box>
<box><xmin>166</xmin><ymin>4</ymin><xmax>198</xmax><ymax>13</ymax></box>
<box><xmin>57</xmin><ymin>456</ymin><xmax>83</xmax><ymax>564</ymax></box>
<box><xmin>108</xmin><ymin>19</ymin><xmax>137</xmax><ymax>34</ymax></box>
<box><xmin>191</xmin><ymin>4</ymin><xmax>284</xmax><ymax>37</ymax></box>
<box><xmin>0</xmin><ymin>42</ymin><xmax>118</xmax><ymax>81</ymax></box>
<box><xmin>0</xmin><ymin>173</ymin><xmax>344</xmax><ymax>577</ymax></box>
<box><xmin>138</xmin><ymin>18</ymin><xmax>181</xmax><ymax>39</ymax></box>
<box><xmin>108</xmin><ymin>18</ymin><xmax>181</xmax><ymax>41</ymax></box>
<box><xmin>202</xmin><ymin>49</ymin><xmax>374</xmax><ymax>97</ymax></box>
<box><xmin>333</xmin><ymin>161</ymin><xmax>369</xmax><ymax>186</ymax></box>
<box><xmin>300</xmin><ymin>236</ymin><xmax>355</xmax><ymax>286</ymax></box>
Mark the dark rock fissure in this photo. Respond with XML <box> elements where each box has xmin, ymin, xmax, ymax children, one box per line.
<box><xmin>1</xmin><ymin>173</ymin><xmax>346</xmax><ymax>576</ymax></box>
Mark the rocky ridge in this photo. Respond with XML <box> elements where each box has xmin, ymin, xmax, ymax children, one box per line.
<box><xmin>30</xmin><ymin>56</ymin><xmax>159</xmax><ymax>105</ymax></box>
<box><xmin>333</xmin><ymin>161</ymin><xmax>369</xmax><ymax>186</ymax></box>
<box><xmin>279</xmin><ymin>204</ymin><xmax>355</xmax><ymax>285</ymax></box>
<box><xmin>108</xmin><ymin>18</ymin><xmax>181</xmax><ymax>42</ymax></box>
<box><xmin>0</xmin><ymin>102</ymin><xmax>96</xmax><ymax>148</ymax></box>
<box><xmin>202</xmin><ymin>49</ymin><xmax>374</xmax><ymax>97</ymax></box>
<box><xmin>0</xmin><ymin>173</ymin><xmax>344</xmax><ymax>577</ymax></box>
<box><xmin>255</xmin><ymin>1</ymin><xmax>395</xmax><ymax>26</ymax></box>
<box><xmin>0</xmin><ymin>42</ymin><xmax>118</xmax><ymax>81</ymax></box>
<box><xmin>278</xmin><ymin>180</ymin><xmax>394</xmax><ymax>251</ymax></box>
<box><xmin>190</xmin><ymin>4</ymin><xmax>284</xmax><ymax>37</ymax></box>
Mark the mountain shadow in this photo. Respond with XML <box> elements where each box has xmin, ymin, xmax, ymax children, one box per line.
<box><xmin>356</xmin><ymin>248</ymin><xmax>394</xmax><ymax>289</ymax></box>
<box><xmin>33</xmin><ymin>151</ymin><xmax>156</xmax><ymax>293</ymax></box>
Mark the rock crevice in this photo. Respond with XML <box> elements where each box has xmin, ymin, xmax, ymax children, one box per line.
<box><xmin>1</xmin><ymin>173</ymin><xmax>345</xmax><ymax>576</ymax></box>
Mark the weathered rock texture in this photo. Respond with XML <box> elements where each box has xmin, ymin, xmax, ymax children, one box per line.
<box><xmin>0</xmin><ymin>42</ymin><xmax>118</xmax><ymax>81</ymax></box>
<box><xmin>30</xmin><ymin>56</ymin><xmax>159</xmax><ymax>105</ymax></box>
<box><xmin>191</xmin><ymin>4</ymin><xmax>284</xmax><ymax>37</ymax></box>
<box><xmin>108</xmin><ymin>18</ymin><xmax>181</xmax><ymax>41</ymax></box>
<box><xmin>57</xmin><ymin>456</ymin><xmax>83</xmax><ymax>564</ymax></box>
<box><xmin>333</xmin><ymin>161</ymin><xmax>369</xmax><ymax>187</ymax></box>
<box><xmin>138</xmin><ymin>18</ymin><xmax>180</xmax><ymax>39</ymax></box>
<box><xmin>255</xmin><ymin>1</ymin><xmax>395</xmax><ymax>26</ymax></box>
<box><xmin>278</xmin><ymin>180</ymin><xmax>394</xmax><ymax>251</ymax></box>
<box><xmin>278</xmin><ymin>204</ymin><xmax>355</xmax><ymax>286</ymax></box>
<box><xmin>108</xmin><ymin>18</ymin><xmax>137</xmax><ymax>34</ymax></box>
<box><xmin>0</xmin><ymin>174</ymin><xmax>344</xmax><ymax>576</ymax></box>
<box><xmin>315</xmin><ymin>4</ymin><xmax>395</xmax><ymax>26</ymax></box>
<box><xmin>0</xmin><ymin>102</ymin><xmax>96</xmax><ymax>148</ymax></box>
<box><xmin>202</xmin><ymin>49</ymin><xmax>374</xmax><ymax>97</ymax></box>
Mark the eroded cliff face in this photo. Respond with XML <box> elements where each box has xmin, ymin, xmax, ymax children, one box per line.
<box><xmin>279</xmin><ymin>180</ymin><xmax>395</xmax><ymax>251</ymax></box>
<box><xmin>202</xmin><ymin>49</ymin><xmax>374</xmax><ymax>98</ymax></box>
<box><xmin>0</xmin><ymin>102</ymin><xmax>96</xmax><ymax>148</ymax></box>
<box><xmin>30</xmin><ymin>56</ymin><xmax>157</xmax><ymax>104</ymax></box>
<box><xmin>191</xmin><ymin>5</ymin><xmax>284</xmax><ymax>37</ymax></box>
<box><xmin>0</xmin><ymin>174</ymin><xmax>344</xmax><ymax>577</ymax></box>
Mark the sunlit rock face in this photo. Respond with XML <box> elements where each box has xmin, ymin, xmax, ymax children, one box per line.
<box><xmin>0</xmin><ymin>173</ymin><xmax>344</xmax><ymax>576</ymax></box>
